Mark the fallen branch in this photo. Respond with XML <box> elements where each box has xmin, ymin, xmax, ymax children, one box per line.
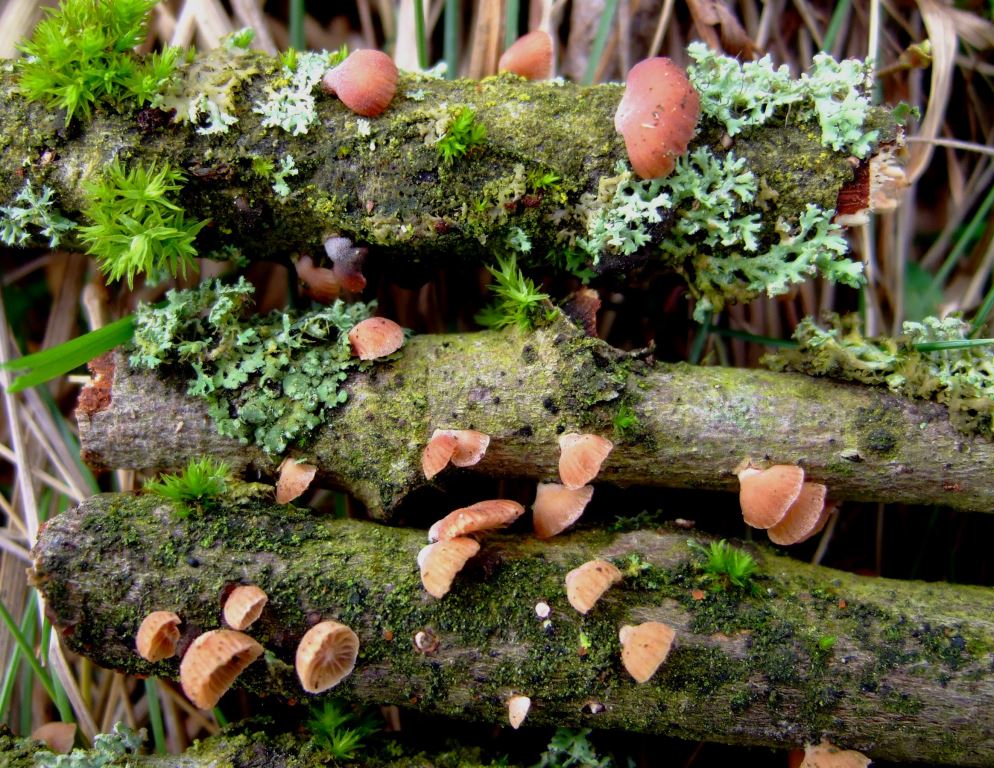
<box><xmin>78</xmin><ymin>316</ymin><xmax>994</xmax><ymax>517</ymax></box>
<box><xmin>31</xmin><ymin>493</ymin><xmax>994</xmax><ymax>766</ymax></box>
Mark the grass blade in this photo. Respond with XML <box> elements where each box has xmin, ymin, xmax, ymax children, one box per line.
<box><xmin>444</xmin><ymin>0</ymin><xmax>459</xmax><ymax>79</ymax></box>
<box><xmin>582</xmin><ymin>0</ymin><xmax>618</xmax><ymax>85</ymax></box>
<box><xmin>413</xmin><ymin>0</ymin><xmax>428</xmax><ymax>70</ymax></box>
<box><xmin>145</xmin><ymin>678</ymin><xmax>167</xmax><ymax>754</ymax></box>
<box><xmin>0</xmin><ymin>597</ymin><xmax>58</xmax><ymax>706</ymax></box>
<box><xmin>0</xmin><ymin>591</ymin><xmax>37</xmax><ymax>720</ymax></box>
<box><xmin>504</xmin><ymin>0</ymin><xmax>520</xmax><ymax>50</ymax></box>
<box><xmin>0</xmin><ymin>315</ymin><xmax>135</xmax><ymax>393</ymax></box>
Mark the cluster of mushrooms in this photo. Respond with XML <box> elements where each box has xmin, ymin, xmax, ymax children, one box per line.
<box><xmin>416</xmin><ymin>428</ymin><xmax>677</xmax><ymax>729</ymax></box>
<box><xmin>736</xmin><ymin>459</ymin><xmax>833</xmax><ymax>546</ymax></box>
<box><xmin>135</xmin><ymin>585</ymin><xmax>360</xmax><ymax>710</ymax></box>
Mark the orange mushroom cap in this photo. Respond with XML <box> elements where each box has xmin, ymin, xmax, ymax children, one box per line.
<box><xmin>532</xmin><ymin>482</ymin><xmax>594</xmax><ymax>539</ymax></box>
<box><xmin>558</xmin><ymin>432</ymin><xmax>613</xmax><ymax>489</ymax></box>
<box><xmin>737</xmin><ymin>463</ymin><xmax>805</xmax><ymax>529</ymax></box>
<box><xmin>348</xmin><ymin>316</ymin><xmax>405</xmax><ymax>360</ymax></box>
<box><xmin>417</xmin><ymin>537</ymin><xmax>481</xmax><ymax>598</ymax></box>
<box><xmin>768</xmin><ymin>482</ymin><xmax>829</xmax><ymax>546</ymax></box>
<box><xmin>565</xmin><ymin>559</ymin><xmax>622</xmax><ymax>614</ymax></box>
<box><xmin>619</xmin><ymin>621</ymin><xmax>676</xmax><ymax>683</ymax></box>
<box><xmin>179</xmin><ymin>629</ymin><xmax>263</xmax><ymax>709</ymax></box>
<box><xmin>321</xmin><ymin>49</ymin><xmax>398</xmax><ymax>117</ymax></box>
<box><xmin>135</xmin><ymin>610</ymin><xmax>182</xmax><ymax>662</ymax></box>
<box><xmin>222</xmin><ymin>585</ymin><xmax>269</xmax><ymax>631</ymax></box>
<box><xmin>295</xmin><ymin>619</ymin><xmax>360</xmax><ymax>693</ymax></box>
<box><xmin>428</xmin><ymin>499</ymin><xmax>525</xmax><ymax>542</ymax></box>
<box><xmin>614</xmin><ymin>57</ymin><xmax>700</xmax><ymax>179</ymax></box>
<box><xmin>295</xmin><ymin>255</ymin><xmax>341</xmax><ymax>303</ymax></box>
<box><xmin>498</xmin><ymin>30</ymin><xmax>554</xmax><ymax>81</ymax></box>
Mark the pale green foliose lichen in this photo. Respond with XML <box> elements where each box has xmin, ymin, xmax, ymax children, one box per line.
<box><xmin>0</xmin><ymin>181</ymin><xmax>75</xmax><ymax>248</ymax></box>
<box><xmin>687</xmin><ymin>42</ymin><xmax>879</xmax><ymax>157</ymax></box>
<box><xmin>252</xmin><ymin>50</ymin><xmax>333</xmax><ymax>136</ymax></box>
<box><xmin>764</xmin><ymin>313</ymin><xmax>994</xmax><ymax>437</ymax></box>
<box><xmin>578</xmin><ymin>150</ymin><xmax>860</xmax><ymax>321</ymax></box>
<box><xmin>129</xmin><ymin>278</ymin><xmax>387</xmax><ymax>455</ymax></box>
<box><xmin>271</xmin><ymin>155</ymin><xmax>299</xmax><ymax>198</ymax></box>
<box><xmin>34</xmin><ymin>723</ymin><xmax>144</xmax><ymax>768</ymax></box>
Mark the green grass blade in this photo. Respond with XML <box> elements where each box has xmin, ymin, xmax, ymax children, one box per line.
<box><xmin>821</xmin><ymin>0</ymin><xmax>852</xmax><ymax>53</ymax></box>
<box><xmin>931</xmin><ymin>181</ymin><xmax>994</xmax><ymax>294</ymax></box>
<box><xmin>688</xmin><ymin>312</ymin><xmax>712</xmax><ymax>364</ymax></box>
<box><xmin>444</xmin><ymin>0</ymin><xmax>459</xmax><ymax>79</ymax></box>
<box><xmin>414</xmin><ymin>0</ymin><xmax>429</xmax><ymax>70</ymax></box>
<box><xmin>971</xmin><ymin>280</ymin><xmax>994</xmax><ymax>337</ymax></box>
<box><xmin>913</xmin><ymin>338</ymin><xmax>994</xmax><ymax>352</ymax></box>
<box><xmin>41</xmin><ymin>616</ymin><xmax>75</xmax><ymax>723</ymax></box>
<box><xmin>0</xmin><ymin>597</ymin><xmax>59</xmax><ymax>706</ymax></box>
<box><xmin>710</xmin><ymin>327</ymin><xmax>800</xmax><ymax>348</ymax></box>
<box><xmin>0</xmin><ymin>315</ymin><xmax>135</xmax><ymax>393</ymax></box>
<box><xmin>504</xmin><ymin>0</ymin><xmax>520</xmax><ymax>50</ymax></box>
<box><xmin>0</xmin><ymin>591</ymin><xmax>37</xmax><ymax>719</ymax></box>
<box><xmin>582</xmin><ymin>0</ymin><xmax>619</xmax><ymax>85</ymax></box>
<box><xmin>289</xmin><ymin>0</ymin><xmax>305</xmax><ymax>50</ymax></box>
<box><xmin>145</xmin><ymin>678</ymin><xmax>167</xmax><ymax>754</ymax></box>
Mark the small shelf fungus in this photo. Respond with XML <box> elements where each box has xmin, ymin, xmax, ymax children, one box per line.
<box><xmin>558</xmin><ymin>433</ymin><xmax>614</xmax><ymax>489</ymax></box>
<box><xmin>565</xmin><ymin>559</ymin><xmax>623</xmax><ymax>614</ymax></box>
<box><xmin>614</xmin><ymin>57</ymin><xmax>700</xmax><ymax>180</ymax></box>
<box><xmin>321</xmin><ymin>49</ymin><xmax>398</xmax><ymax>117</ymax></box>
<box><xmin>179</xmin><ymin>629</ymin><xmax>263</xmax><ymax>710</ymax></box>
<box><xmin>421</xmin><ymin>429</ymin><xmax>491</xmax><ymax>479</ymax></box>
<box><xmin>498</xmin><ymin>31</ymin><xmax>554</xmax><ymax>81</ymax></box>
<box><xmin>417</xmin><ymin>537</ymin><xmax>481</xmax><ymax>598</ymax></box>
<box><xmin>295</xmin><ymin>620</ymin><xmax>360</xmax><ymax>694</ymax></box>
<box><xmin>222</xmin><ymin>585</ymin><xmax>268</xmax><ymax>631</ymax></box>
<box><xmin>532</xmin><ymin>483</ymin><xmax>594</xmax><ymax>539</ymax></box>
<box><xmin>428</xmin><ymin>499</ymin><xmax>524</xmax><ymax>542</ymax></box>
<box><xmin>619</xmin><ymin>621</ymin><xmax>676</xmax><ymax>684</ymax></box>
<box><xmin>135</xmin><ymin>610</ymin><xmax>181</xmax><ymax>662</ymax></box>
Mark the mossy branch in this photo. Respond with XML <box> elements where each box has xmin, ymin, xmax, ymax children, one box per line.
<box><xmin>78</xmin><ymin>315</ymin><xmax>994</xmax><ymax>518</ymax></box>
<box><xmin>0</xmin><ymin>46</ymin><xmax>898</xmax><ymax>304</ymax></box>
<box><xmin>31</xmin><ymin>494</ymin><xmax>994</xmax><ymax>766</ymax></box>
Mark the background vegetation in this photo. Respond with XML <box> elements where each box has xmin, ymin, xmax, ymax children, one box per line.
<box><xmin>0</xmin><ymin>0</ymin><xmax>992</xmax><ymax>765</ymax></box>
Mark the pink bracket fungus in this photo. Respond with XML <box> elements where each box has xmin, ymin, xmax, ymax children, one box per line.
<box><xmin>135</xmin><ymin>610</ymin><xmax>182</xmax><ymax>662</ymax></box>
<box><xmin>275</xmin><ymin>457</ymin><xmax>318</xmax><ymax>504</ymax></box>
<box><xmin>295</xmin><ymin>619</ymin><xmax>360</xmax><ymax>694</ymax></box>
<box><xmin>799</xmin><ymin>739</ymin><xmax>871</xmax><ymax>768</ymax></box>
<box><xmin>323</xmin><ymin>236</ymin><xmax>368</xmax><ymax>293</ymax></box>
<box><xmin>417</xmin><ymin>537</ymin><xmax>481</xmax><ymax>598</ymax></box>
<box><xmin>179</xmin><ymin>629</ymin><xmax>263</xmax><ymax>710</ymax></box>
<box><xmin>428</xmin><ymin>499</ymin><xmax>524</xmax><ymax>542</ymax></box>
<box><xmin>736</xmin><ymin>461</ymin><xmax>805</xmax><ymax>529</ymax></box>
<box><xmin>222</xmin><ymin>584</ymin><xmax>268</xmax><ymax>631</ymax></box>
<box><xmin>31</xmin><ymin>722</ymin><xmax>77</xmax><ymax>754</ymax></box>
<box><xmin>619</xmin><ymin>621</ymin><xmax>676</xmax><ymax>683</ymax></box>
<box><xmin>768</xmin><ymin>482</ymin><xmax>830</xmax><ymax>546</ymax></box>
<box><xmin>558</xmin><ymin>432</ymin><xmax>613</xmax><ymax>489</ymax></box>
<box><xmin>614</xmin><ymin>57</ymin><xmax>700</xmax><ymax>180</ymax></box>
<box><xmin>565</xmin><ymin>559</ymin><xmax>623</xmax><ymax>614</ymax></box>
<box><xmin>422</xmin><ymin>428</ymin><xmax>491</xmax><ymax>479</ymax></box>
<box><xmin>320</xmin><ymin>49</ymin><xmax>398</xmax><ymax>118</ymax></box>
<box><xmin>498</xmin><ymin>30</ymin><xmax>554</xmax><ymax>81</ymax></box>
<box><xmin>532</xmin><ymin>482</ymin><xmax>594</xmax><ymax>539</ymax></box>
<box><xmin>507</xmin><ymin>694</ymin><xmax>532</xmax><ymax>729</ymax></box>
<box><xmin>348</xmin><ymin>316</ymin><xmax>405</xmax><ymax>360</ymax></box>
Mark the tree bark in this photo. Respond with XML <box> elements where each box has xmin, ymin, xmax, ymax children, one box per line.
<box><xmin>78</xmin><ymin>316</ymin><xmax>994</xmax><ymax>518</ymax></box>
<box><xmin>31</xmin><ymin>493</ymin><xmax>994</xmax><ymax>766</ymax></box>
<box><xmin>0</xmin><ymin>49</ymin><xmax>895</xmax><ymax>276</ymax></box>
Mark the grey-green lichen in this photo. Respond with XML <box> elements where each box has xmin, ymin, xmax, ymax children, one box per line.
<box><xmin>575</xmin><ymin>149</ymin><xmax>861</xmax><ymax>321</ymax></box>
<box><xmin>687</xmin><ymin>42</ymin><xmax>879</xmax><ymax>157</ymax></box>
<box><xmin>252</xmin><ymin>50</ymin><xmax>340</xmax><ymax>136</ymax></box>
<box><xmin>764</xmin><ymin>313</ymin><xmax>994</xmax><ymax>437</ymax></box>
<box><xmin>129</xmin><ymin>278</ymin><xmax>392</xmax><ymax>454</ymax></box>
<box><xmin>33</xmin><ymin>723</ymin><xmax>144</xmax><ymax>768</ymax></box>
<box><xmin>0</xmin><ymin>181</ymin><xmax>75</xmax><ymax>248</ymax></box>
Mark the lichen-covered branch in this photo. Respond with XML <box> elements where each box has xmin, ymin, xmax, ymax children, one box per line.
<box><xmin>0</xmin><ymin>45</ymin><xmax>899</xmax><ymax>311</ymax></box>
<box><xmin>31</xmin><ymin>494</ymin><xmax>994</xmax><ymax>766</ymax></box>
<box><xmin>78</xmin><ymin>314</ymin><xmax>994</xmax><ymax>517</ymax></box>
